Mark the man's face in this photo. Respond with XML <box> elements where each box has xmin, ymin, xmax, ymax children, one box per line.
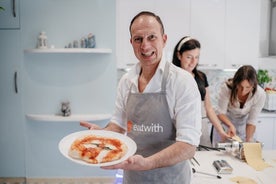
<box><xmin>130</xmin><ymin>15</ymin><xmax>167</xmax><ymax>67</ymax></box>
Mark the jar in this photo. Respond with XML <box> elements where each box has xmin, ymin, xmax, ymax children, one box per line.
<box><xmin>87</xmin><ymin>33</ymin><xmax>96</xmax><ymax>48</ymax></box>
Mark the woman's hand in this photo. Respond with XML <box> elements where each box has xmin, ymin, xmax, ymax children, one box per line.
<box><xmin>227</xmin><ymin>124</ymin><xmax>236</xmax><ymax>137</ymax></box>
<box><xmin>80</xmin><ymin>121</ymin><xmax>101</xmax><ymax>130</ymax></box>
<box><xmin>101</xmin><ymin>155</ymin><xmax>151</xmax><ymax>171</ymax></box>
<box><xmin>219</xmin><ymin>131</ymin><xmax>231</xmax><ymax>142</ymax></box>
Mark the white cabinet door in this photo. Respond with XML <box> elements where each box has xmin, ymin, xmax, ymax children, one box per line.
<box><xmin>0</xmin><ymin>0</ymin><xmax>20</xmax><ymax>29</ymax></box>
<box><xmin>190</xmin><ymin>0</ymin><xmax>225</xmax><ymax>70</ymax></box>
<box><xmin>225</xmin><ymin>0</ymin><xmax>261</xmax><ymax>69</ymax></box>
<box><xmin>274</xmin><ymin>119</ymin><xmax>276</xmax><ymax>149</ymax></box>
<box><xmin>255</xmin><ymin>117</ymin><xmax>274</xmax><ymax>150</ymax></box>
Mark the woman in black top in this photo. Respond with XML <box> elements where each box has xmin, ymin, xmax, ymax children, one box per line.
<box><xmin>172</xmin><ymin>36</ymin><xmax>229</xmax><ymax>146</ymax></box>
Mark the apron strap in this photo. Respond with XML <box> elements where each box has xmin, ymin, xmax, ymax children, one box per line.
<box><xmin>161</xmin><ymin>62</ymin><xmax>170</xmax><ymax>93</ymax></box>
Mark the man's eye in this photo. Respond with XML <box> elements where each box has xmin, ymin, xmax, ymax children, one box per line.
<box><xmin>148</xmin><ymin>35</ymin><xmax>156</xmax><ymax>40</ymax></box>
<box><xmin>134</xmin><ymin>37</ymin><xmax>142</xmax><ymax>43</ymax></box>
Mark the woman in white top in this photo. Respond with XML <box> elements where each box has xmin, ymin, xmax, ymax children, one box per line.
<box><xmin>213</xmin><ymin>65</ymin><xmax>266</xmax><ymax>145</ymax></box>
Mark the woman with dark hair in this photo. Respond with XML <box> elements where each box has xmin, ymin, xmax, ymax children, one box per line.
<box><xmin>213</xmin><ymin>65</ymin><xmax>266</xmax><ymax>145</ymax></box>
<box><xmin>172</xmin><ymin>36</ymin><xmax>229</xmax><ymax>147</ymax></box>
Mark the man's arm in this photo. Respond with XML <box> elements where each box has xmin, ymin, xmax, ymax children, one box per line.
<box><xmin>101</xmin><ymin>141</ymin><xmax>196</xmax><ymax>171</ymax></box>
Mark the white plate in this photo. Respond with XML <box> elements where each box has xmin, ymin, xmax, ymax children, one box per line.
<box><xmin>59</xmin><ymin>130</ymin><xmax>137</xmax><ymax>167</ymax></box>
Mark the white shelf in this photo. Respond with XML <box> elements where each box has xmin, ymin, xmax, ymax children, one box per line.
<box><xmin>24</xmin><ymin>48</ymin><xmax>112</xmax><ymax>54</ymax></box>
<box><xmin>26</xmin><ymin>113</ymin><xmax>112</xmax><ymax>122</ymax></box>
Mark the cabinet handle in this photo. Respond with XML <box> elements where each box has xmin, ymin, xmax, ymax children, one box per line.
<box><xmin>12</xmin><ymin>0</ymin><xmax>16</xmax><ymax>17</ymax></box>
<box><xmin>14</xmin><ymin>71</ymin><xmax>18</xmax><ymax>94</ymax></box>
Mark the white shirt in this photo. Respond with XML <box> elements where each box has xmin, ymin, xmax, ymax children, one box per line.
<box><xmin>110</xmin><ymin>58</ymin><xmax>202</xmax><ymax>146</ymax></box>
<box><xmin>216</xmin><ymin>82</ymin><xmax>266</xmax><ymax>125</ymax></box>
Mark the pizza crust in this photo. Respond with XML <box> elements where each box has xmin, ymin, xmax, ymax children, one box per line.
<box><xmin>68</xmin><ymin>134</ymin><xmax>128</xmax><ymax>164</ymax></box>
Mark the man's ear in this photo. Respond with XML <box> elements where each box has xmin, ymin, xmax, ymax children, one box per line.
<box><xmin>163</xmin><ymin>34</ymin><xmax>168</xmax><ymax>45</ymax></box>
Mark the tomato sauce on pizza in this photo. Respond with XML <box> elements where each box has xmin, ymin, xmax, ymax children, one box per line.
<box><xmin>69</xmin><ymin>134</ymin><xmax>128</xmax><ymax>164</ymax></box>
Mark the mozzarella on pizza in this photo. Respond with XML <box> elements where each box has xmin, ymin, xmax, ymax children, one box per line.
<box><xmin>68</xmin><ymin>134</ymin><xmax>128</xmax><ymax>164</ymax></box>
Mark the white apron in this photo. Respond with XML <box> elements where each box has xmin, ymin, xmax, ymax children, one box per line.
<box><xmin>124</xmin><ymin>62</ymin><xmax>191</xmax><ymax>184</ymax></box>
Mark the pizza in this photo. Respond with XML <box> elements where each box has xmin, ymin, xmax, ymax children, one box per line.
<box><xmin>68</xmin><ymin>134</ymin><xmax>128</xmax><ymax>164</ymax></box>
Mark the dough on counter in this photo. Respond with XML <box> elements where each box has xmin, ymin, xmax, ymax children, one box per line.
<box><xmin>230</xmin><ymin>176</ymin><xmax>257</xmax><ymax>184</ymax></box>
<box><xmin>243</xmin><ymin>142</ymin><xmax>271</xmax><ymax>171</ymax></box>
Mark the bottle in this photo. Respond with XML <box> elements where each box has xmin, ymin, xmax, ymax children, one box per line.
<box><xmin>37</xmin><ymin>32</ymin><xmax>48</xmax><ymax>49</ymax></box>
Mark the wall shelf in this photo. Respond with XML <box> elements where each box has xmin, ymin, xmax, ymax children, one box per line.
<box><xmin>24</xmin><ymin>48</ymin><xmax>112</xmax><ymax>54</ymax></box>
<box><xmin>26</xmin><ymin>113</ymin><xmax>112</xmax><ymax>122</ymax></box>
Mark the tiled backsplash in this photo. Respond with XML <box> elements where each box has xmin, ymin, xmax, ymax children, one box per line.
<box><xmin>117</xmin><ymin>67</ymin><xmax>276</xmax><ymax>107</ymax></box>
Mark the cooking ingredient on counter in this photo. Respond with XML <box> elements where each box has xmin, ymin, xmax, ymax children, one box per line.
<box><xmin>265</xmin><ymin>87</ymin><xmax>276</xmax><ymax>93</ymax></box>
<box><xmin>230</xmin><ymin>176</ymin><xmax>257</xmax><ymax>184</ymax></box>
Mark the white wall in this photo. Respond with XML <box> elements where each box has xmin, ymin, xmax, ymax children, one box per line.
<box><xmin>0</xmin><ymin>0</ymin><xmax>117</xmax><ymax>178</ymax></box>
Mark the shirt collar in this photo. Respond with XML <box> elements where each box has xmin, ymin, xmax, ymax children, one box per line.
<box><xmin>134</xmin><ymin>56</ymin><xmax>167</xmax><ymax>76</ymax></box>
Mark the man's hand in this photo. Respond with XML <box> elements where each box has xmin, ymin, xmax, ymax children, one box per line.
<box><xmin>101</xmin><ymin>155</ymin><xmax>151</xmax><ymax>171</ymax></box>
<box><xmin>80</xmin><ymin>121</ymin><xmax>101</xmax><ymax>130</ymax></box>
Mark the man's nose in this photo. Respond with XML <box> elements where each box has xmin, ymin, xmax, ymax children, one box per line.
<box><xmin>141</xmin><ymin>39</ymin><xmax>150</xmax><ymax>48</ymax></box>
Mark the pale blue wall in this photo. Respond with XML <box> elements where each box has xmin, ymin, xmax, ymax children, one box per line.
<box><xmin>0</xmin><ymin>0</ymin><xmax>117</xmax><ymax>178</ymax></box>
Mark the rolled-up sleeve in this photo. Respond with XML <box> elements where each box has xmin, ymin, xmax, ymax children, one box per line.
<box><xmin>167</xmin><ymin>66</ymin><xmax>202</xmax><ymax>146</ymax></box>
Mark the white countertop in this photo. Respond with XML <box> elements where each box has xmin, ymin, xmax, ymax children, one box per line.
<box><xmin>191</xmin><ymin>150</ymin><xmax>276</xmax><ymax>184</ymax></box>
<box><xmin>259</xmin><ymin>110</ymin><xmax>276</xmax><ymax>118</ymax></box>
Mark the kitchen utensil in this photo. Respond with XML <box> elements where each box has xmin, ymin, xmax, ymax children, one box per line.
<box><xmin>192</xmin><ymin>168</ymin><xmax>221</xmax><ymax>179</ymax></box>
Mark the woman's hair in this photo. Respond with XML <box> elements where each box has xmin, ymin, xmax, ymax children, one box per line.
<box><xmin>172</xmin><ymin>36</ymin><xmax>202</xmax><ymax>77</ymax></box>
<box><xmin>129</xmin><ymin>11</ymin><xmax>165</xmax><ymax>36</ymax></box>
<box><xmin>227</xmin><ymin>65</ymin><xmax>258</xmax><ymax>105</ymax></box>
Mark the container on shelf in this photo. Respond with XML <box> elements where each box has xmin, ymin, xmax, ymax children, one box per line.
<box><xmin>37</xmin><ymin>31</ymin><xmax>48</xmax><ymax>49</ymax></box>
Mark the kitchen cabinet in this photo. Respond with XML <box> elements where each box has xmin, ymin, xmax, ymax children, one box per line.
<box><xmin>116</xmin><ymin>0</ymin><xmax>269</xmax><ymax>70</ymax></box>
<box><xmin>190</xmin><ymin>0</ymin><xmax>225</xmax><ymax>70</ymax></box>
<box><xmin>0</xmin><ymin>0</ymin><xmax>20</xmax><ymax>29</ymax></box>
<box><xmin>224</xmin><ymin>0</ymin><xmax>263</xmax><ymax>69</ymax></box>
<box><xmin>193</xmin><ymin>0</ymin><xmax>267</xmax><ymax>70</ymax></box>
<box><xmin>255</xmin><ymin>117</ymin><xmax>275</xmax><ymax>150</ymax></box>
<box><xmin>274</xmin><ymin>120</ymin><xmax>276</xmax><ymax>149</ymax></box>
<box><xmin>0</xmin><ymin>30</ymin><xmax>25</xmax><ymax>176</ymax></box>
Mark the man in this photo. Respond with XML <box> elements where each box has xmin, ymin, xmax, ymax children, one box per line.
<box><xmin>81</xmin><ymin>11</ymin><xmax>201</xmax><ymax>184</ymax></box>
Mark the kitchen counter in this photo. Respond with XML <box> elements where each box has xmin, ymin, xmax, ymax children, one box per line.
<box><xmin>259</xmin><ymin>110</ymin><xmax>276</xmax><ymax>118</ymax></box>
<box><xmin>191</xmin><ymin>150</ymin><xmax>276</xmax><ymax>184</ymax></box>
